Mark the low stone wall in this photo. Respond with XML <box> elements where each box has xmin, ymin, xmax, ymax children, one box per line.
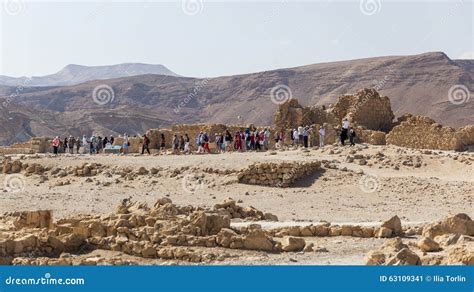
<box><xmin>357</xmin><ymin>128</ymin><xmax>386</xmax><ymax>145</ymax></box>
<box><xmin>0</xmin><ymin>137</ymin><xmax>50</xmax><ymax>155</ymax></box>
<box><xmin>386</xmin><ymin>115</ymin><xmax>465</xmax><ymax>151</ymax></box>
<box><xmin>237</xmin><ymin>161</ymin><xmax>321</xmax><ymax>187</ymax></box>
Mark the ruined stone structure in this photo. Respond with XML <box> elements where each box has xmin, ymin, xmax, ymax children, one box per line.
<box><xmin>274</xmin><ymin>88</ymin><xmax>394</xmax><ymax>133</ymax></box>
<box><xmin>273</xmin><ymin>89</ymin><xmax>394</xmax><ymax>147</ymax></box>
<box><xmin>237</xmin><ymin>161</ymin><xmax>321</xmax><ymax>187</ymax></box>
<box><xmin>329</xmin><ymin>88</ymin><xmax>394</xmax><ymax>132</ymax></box>
<box><xmin>0</xmin><ymin>137</ymin><xmax>50</xmax><ymax>155</ymax></box>
<box><xmin>386</xmin><ymin>114</ymin><xmax>473</xmax><ymax>151</ymax></box>
<box><xmin>455</xmin><ymin>125</ymin><xmax>474</xmax><ymax>151</ymax></box>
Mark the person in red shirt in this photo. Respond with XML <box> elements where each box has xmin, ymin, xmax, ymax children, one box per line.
<box><xmin>52</xmin><ymin>136</ymin><xmax>60</xmax><ymax>155</ymax></box>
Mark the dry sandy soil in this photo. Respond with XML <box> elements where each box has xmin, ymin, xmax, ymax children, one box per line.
<box><xmin>1</xmin><ymin>144</ymin><xmax>473</xmax><ymax>265</ymax></box>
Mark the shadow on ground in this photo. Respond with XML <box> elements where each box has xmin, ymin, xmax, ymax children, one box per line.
<box><xmin>292</xmin><ymin>168</ymin><xmax>326</xmax><ymax>188</ymax></box>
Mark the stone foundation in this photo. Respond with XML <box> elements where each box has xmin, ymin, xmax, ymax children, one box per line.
<box><xmin>237</xmin><ymin>161</ymin><xmax>321</xmax><ymax>187</ymax></box>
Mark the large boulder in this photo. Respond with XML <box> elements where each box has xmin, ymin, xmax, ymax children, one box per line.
<box><xmin>423</xmin><ymin>213</ymin><xmax>474</xmax><ymax>238</ymax></box>
<box><xmin>281</xmin><ymin>236</ymin><xmax>306</xmax><ymax>252</ymax></box>
<box><xmin>417</xmin><ymin>237</ymin><xmax>441</xmax><ymax>252</ymax></box>
<box><xmin>380</xmin><ymin>216</ymin><xmax>403</xmax><ymax>237</ymax></box>
<box><xmin>242</xmin><ymin>227</ymin><xmax>274</xmax><ymax>252</ymax></box>
<box><xmin>386</xmin><ymin>248</ymin><xmax>421</xmax><ymax>266</ymax></box>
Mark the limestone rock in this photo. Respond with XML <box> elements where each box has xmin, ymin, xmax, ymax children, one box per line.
<box><xmin>281</xmin><ymin>236</ymin><xmax>306</xmax><ymax>252</ymax></box>
<box><xmin>417</xmin><ymin>237</ymin><xmax>441</xmax><ymax>252</ymax></box>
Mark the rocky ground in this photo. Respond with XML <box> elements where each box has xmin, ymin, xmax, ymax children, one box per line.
<box><xmin>0</xmin><ymin>144</ymin><xmax>473</xmax><ymax>265</ymax></box>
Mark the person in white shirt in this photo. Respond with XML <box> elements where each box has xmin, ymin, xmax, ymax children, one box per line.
<box><xmin>341</xmin><ymin>118</ymin><xmax>350</xmax><ymax>146</ymax></box>
<box><xmin>293</xmin><ymin>129</ymin><xmax>299</xmax><ymax>146</ymax></box>
<box><xmin>297</xmin><ymin>125</ymin><xmax>304</xmax><ymax>146</ymax></box>
<box><xmin>319</xmin><ymin>126</ymin><xmax>325</xmax><ymax>147</ymax></box>
<box><xmin>123</xmin><ymin>133</ymin><xmax>129</xmax><ymax>154</ymax></box>
<box><xmin>342</xmin><ymin>118</ymin><xmax>350</xmax><ymax>129</ymax></box>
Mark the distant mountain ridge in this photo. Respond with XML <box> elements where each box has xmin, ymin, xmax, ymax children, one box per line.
<box><xmin>0</xmin><ymin>63</ymin><xmax>179</xmax><ymax>87</ymax></box>
<box><xmin>0</xmin><ymin>52</ymin><xmax>472</xmax><ymax>146</ymax></box>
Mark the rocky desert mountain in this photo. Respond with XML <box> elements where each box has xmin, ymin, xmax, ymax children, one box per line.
<box><xmin>0</xmin><ymin>63</ymin><xmax>179</xmax><ymax>87</ymax></box>
<box><xmin>0</xmin><ymin>52</ymin><xmax>472</xmax><ymax>145</ymax></box>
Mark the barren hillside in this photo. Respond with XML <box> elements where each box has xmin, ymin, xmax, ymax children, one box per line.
<box><xmin>0</xmin><ymin>52</ymin><xmax>472</xmax><ymax>145</ymax></box>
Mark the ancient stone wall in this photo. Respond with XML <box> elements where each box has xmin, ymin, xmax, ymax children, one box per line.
<box><xmin>455</xmin><ymin>125</ymin><xmax>474</xmax><ymax>149</ymax></box>
<box><xmin>0</xmin><ymin>137</ymin><xmax>50</xmax><ymax>155</ymax></box>
<box><xmin>237</xmin><ymin>161</ymin><xmax>321</xmax><ymax>187</ymax></box>
<box><xmin>357</xmin><ymin>128</ymin><xmax>386</xmax><ymax>145</ymax></box>
<box><xmin>329</xmin><ymin>88</ymin><xmax>394</xmax><ymax>132</ymax></box>
<box><xmin>273</xmin><ymin>99</ymin><xmax>305</xmax><ymax>131</ymax></box>
<box><xmin>386</xmin><ymin>115</ymin><xmax>465</xmax><ymax>151</ymax></box>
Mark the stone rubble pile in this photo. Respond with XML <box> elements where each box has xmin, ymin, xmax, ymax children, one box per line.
<box><xmin>1</xmin><ymin>157</ymin><xmax>48</xmax><ymax>175</ymax></box>
<box><xmin>237</xmin><ymin>161</ymin><xmax>321</xmax><ymax>187</ymax></box>
<box><xmin>213</xmin><ymin>198</ymin><xmax>278</xmax><ymax>221</ymax></box>
<box><xmin>73</xmin><ymin>163</ymin><xmax>106</xmax><ymax>177</ymax></box>
<box><xmin>365</xmin><ymin>213</ymin><xmax>474</xmax><ymax>266</ymax></box>
<box><xmin>0</xmin><ymin>198</ymin><xmax>307</xmax><ymax>265</ymax></box>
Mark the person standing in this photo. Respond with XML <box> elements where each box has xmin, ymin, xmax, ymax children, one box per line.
<box><xmin>195</xmin><ymin>132</ymin><xmax>202</xmax><ymax>153</ymax></box>
<box><xmin>102</xmin><ymin>136</ymin><xmax>109</xmax><ymax>150</ymax></box>
<box><xmin>68</xmin><ymin>136</ymin><xmax>75</xmax><ymax>154</ymax></box>
<box><xmin>319</xmin><ymin>126</ymin><xmax>326</xmax><ymax>147</ymax></box>
<box><xmin>63</xmin><ymin>137</ymin><xmax>68</xmax><ymax>153</ymax></box>
<box><xmin>142</xmin><ymin>133</ymin><xmax>151</xmax><ymax>155</ymax></box>
<box><xmin>184</xmin><ymin>133</ymin><xmax>191</xmax><ymax>154</ymax></box>
<box><xmin>52</xmin><ymin>136</ymin><xmax>60</xmax><ymax>155</ymax></box>
<box><xmin>303</xmin><ymin>126</ymin><xmax>309</xmax><ymax>148</ymax></box>
<box><xmin>172</xmin><ymin>134</ymin><xmax>179</xmax><ymax>154</ymax></box>
<box><xmin>293</xmin><ymin>128</ymin><xmax>299</xmax><ymax>146</ymax></box>
<box><xmin>75</xmin><ymin>137</ymin><xmax>81</xmax><ymax>154</ymax></box>
<box><xmin>160</xmin><ymin>133</ymin><xmax>166</xmax><ymax>152</ymax></box>
<box><xmin>203</xmin><ymin>132</ymin><xmax>210</xmax><ymax>153</ymax></box>
<box><xmin>224</xmin><ymin>130</ymin><xmax>233</xmax><ymax>152</ymax></box>
<box><xmin>82</xmin><ymin>135</ymin><xmax>88</xmax><ymax>154</ymax></box>
<box><xmin>341</xmin><ymin>118</ymin><xmax>350</xmax><ymax>146</ymax></box>
<box><xmin>263</xmin><ymin>128</ymin><xmax>270</xmax><ymax>150</ymax></box>
<box><xmin>298</xmin><ymin>125</ymin><xmax>304</xmax><ymax>146</ymax></box>
<box><xmin>123</xmin><ymin>133</ymin><xmax>129</xmax><ymax>154</ymax></box>
<box><xmin>234</xmin><ymin>131</ymin><xmax>242</xmax><ymax>152</ymax></box>
<box><xmin>349</xmin><ymin>127</ymin><xmax>356</xmax><ymax>146</ymax></box>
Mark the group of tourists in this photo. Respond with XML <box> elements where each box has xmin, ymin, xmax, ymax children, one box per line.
<box><xmin>339</xmin><ymin>118</ymin><xmax>357</xmax><ymax>146</ymax></box>
<box><xmin>51</xmin><ymin>119</ymin><xmax>358</xmax><ymax>156</ymax></box>
<box><xmin>51</xmin><ymin>135</ymin><xmax>115</xmax><ymax>155</ymax></box>
<box><xmin>165</xmin><ymin>128</ymin><xmax>273</xmax><ymax>155</ymax></box>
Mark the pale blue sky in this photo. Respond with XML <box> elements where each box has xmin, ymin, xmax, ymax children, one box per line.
<box><xmin>0</xmin><ymin>0</ymin><xmax>472</xmax><ymax>78</ymax></box>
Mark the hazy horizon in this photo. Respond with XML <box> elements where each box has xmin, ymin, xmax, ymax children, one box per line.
<box><xmin>1</xmin><ymin>0</ymin><xmax>472</xmax><ymax>78</ymax></box>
